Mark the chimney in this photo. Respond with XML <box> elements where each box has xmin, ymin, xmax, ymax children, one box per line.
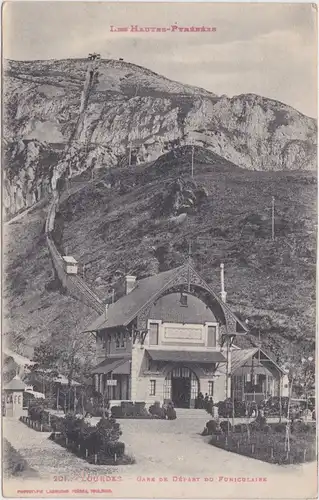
<box><xmin>125</xmin><ymin>276</ymin><xmax>137</xmax><ymax>295</ymax></box>
<box><xmin>105</xmin><ymin>303</ymin><xmax>109</xmax><ymax>320</ymax></box>
<box><xmin>220</xmin><ymin>263</ymin><xmax>227</xmax><ymax>303</ymax></box>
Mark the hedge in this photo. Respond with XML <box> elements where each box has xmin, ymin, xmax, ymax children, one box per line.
<box><xmin>50</xmin><ymin>414</ymin><xmax>129</xmax><ymax>465</ymax></box>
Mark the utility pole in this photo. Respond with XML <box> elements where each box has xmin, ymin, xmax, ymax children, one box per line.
<box><xmin>191</xmin><ymin>140</ymin><xmax>195</xmax><ymax>178</ymax></box>
<box><xmin>128</xmin><ymin>143</ymin><xmax>132</xmax><ymax>167</ymax></box>
<box><xmin>271</xmin><ymin>196</ymin><xmax>275</xmax><ymax>241</ymax></box>
<box><xmin>187</xmin><ymin>241</ymin><xmax>192</xmax><ymax>292</ymax></box>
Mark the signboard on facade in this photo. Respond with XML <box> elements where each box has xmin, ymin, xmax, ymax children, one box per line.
<box><xmin>106</xmin><ymin>379</ymin><xmax>117</xmax><ymax>386</ymax></box>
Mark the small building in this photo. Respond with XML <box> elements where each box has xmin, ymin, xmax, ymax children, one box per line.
<box><xmin>62</xmin><ymin>256</ymin><xmax>78</xmax><ymax>275</ymax></box>
<box><xmin>3</xmin><ymin>375</ymin><xmax>27</xmax><ymax>418</ymax></box>
<box><xmin>230</xmin><ymin>348</ymin><xmax>286</xmax><ymax>403</ymax></box>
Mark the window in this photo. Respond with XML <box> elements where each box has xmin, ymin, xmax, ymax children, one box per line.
<box><xmin>120</xmin><ymin>332</ymin><xmax>126</xmax><ymax>348</ymax></box>
<box><xmin>208</xmin><ymin>381</ymin><xmax>214</xmax><ymax>397</ymax></box>
<box><xmin>207</xmin><ymin>325</ymin><xmax>217</xmax><ymax>347</ymax></box>
<box><xmin>180</xmin><ymin>293</ymin><xmax>188</xmax><ymax>307</ymax></box>
<box><xmin>149</xmin><ymin>323</ymin><xmax>159</xmax><ymax>345</ymax></box>
<box><xmin>115</xmin><ymin>332</ymin><xmax>126</xmax><ymax>349</ymax></box>
<box><xmin>150</xmin><ymin>380</ymin><xmax>156</xmax><ymax>396</ymax></box>
<box><xmin>115</xmin><ymin>333</ymin><xmax>120</xmax><ymax>349</ymax></box>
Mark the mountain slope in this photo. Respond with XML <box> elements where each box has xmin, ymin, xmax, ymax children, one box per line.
<box><xmin>3</xmin><ymin>58</ymin><xmax>317</xmax><ymax>217</ymax></box>
<box><xmin>3</xmin><ymin>147</ymin><xmax>316</xmax><ymax>364</ymax></box>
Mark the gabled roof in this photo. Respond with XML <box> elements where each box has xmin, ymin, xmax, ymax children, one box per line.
<box><xmin>62</xmin><ymin>256</ymin><xmax>77</xmax><ymax>264</ymax></box>
<box><xmin>231</xmin><ymin>348</ymin><xmax>285</xmax><ymax>374</ymax></box>
<box><xmin>84</xmin><ymin>263</ymin><xmax>248</xmax><ymax>333</ymax></box>
<box><xmin>3</xmin><ymin>348</ymin><xmax>34</xmax><ymax>367</ymax></box>
<box><xmin>85</xmin><ymin>267</ymin><xmax>184</xmax><ymax>331</ymax></box>
<box><xmin>4</xmin><ymin>375</ymin><xmax>26</xmax><ymax>391</ymax></box>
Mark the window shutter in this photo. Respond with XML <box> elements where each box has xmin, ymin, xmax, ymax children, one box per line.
<box><xmin>207</xmin><ymin>326</ymin><xmax>217</xmax><ymax>347</ymax></box>
<box><xmin>149</xmin><ymin>323</ymin><xmax>159</xmax><ymax>345</ymax></box>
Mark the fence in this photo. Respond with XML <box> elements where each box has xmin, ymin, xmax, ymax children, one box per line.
<box><xmin>45</xmin><ymin>195</ymin><xmax>104</xmax><ymax>314</ymax></box>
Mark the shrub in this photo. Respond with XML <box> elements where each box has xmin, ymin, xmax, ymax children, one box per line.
<box><xmin>217</xmin><ymin>399</ymin><xmax>247</xmax><ymax>418</ymax></box>
<box><xmin>62</xmin><ymin>414</ymin><xmax>84</xmax><ymax>443</ymax></box>
<box><xmin>206</xmin><ymin>420</ymin><xmax>220</xmax><ymax>435</ymax></box>
<box><xmin>111</xmin><ymin>402</ymin><xmax>150</xmax><ymax>418</ymax></box>
<box><xmin>149</xmin><ymin>402</ymin><xmax>166</xmax><ymax>419</ymax></box>
<box><xmin>220</xmin><ymin>421</ymin><xmax>232</xmax><ymax>433</ymax></box>
<box><xmin>166</xmin><ymin>406</ymin><xmax>177</xmax><ymax>420</ymax></box>
<box><xmin>233</xmin><ymin>423</ymin><xmax>247</xmax><ymax>433</ymax></box>
<box><xmin>111</xmin><ymin>406</ymin><xmax>122</xmax><ymax>418</ymax></box>
<box><xmin>292</xmin><ymin>420</ymin><xmax>315</xmax><ymax>434</ymax></box>
<box><xmin>274</xmin><ymin>423</ymin><xmax>287</xmax><ymax>433</ymax></box>
<box><xmin>134</xmin><ymin>402</ymin><xmax>148</xmax><ymax>417</ymax></box>
<box><xmin>105</xmin><ymin>441</ymin><xmax>125</xmax><ymax>458</ymax></box>
<box><xmin>96</xmin><ymin>416</ymin><xmax>122</xmax><ymax>445</ymax></box>
<box><xmin>263</xmin><ymin>425</ymin><xmax>271</xmax><ymax>434</ymax></box>
<box><xmin>28</xmin><ymin>404</ymin><xmax>45</xmax><ymax>423</ymax></box>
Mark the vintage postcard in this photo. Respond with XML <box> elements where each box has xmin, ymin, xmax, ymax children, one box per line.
<box><xmin>2</xmin><ymin>1</ymin><xmax>318</xmax><ymax>499</ymax></box>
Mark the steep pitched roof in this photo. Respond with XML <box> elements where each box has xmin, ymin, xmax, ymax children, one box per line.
<box><xmin>84</xmin><ymin>263</ymin><xmax>248</xmax><ymax>333</ymax></box>
<box><xmin>85</xmin><ymin>266</ymin><xmax>184</xmax><ymax>331</ymax></box>
<box><xmin>4</xmin><ymin>375</ymin><xmax>26</xmax><ymax>391</ymax></box>
<box><xmin>231</xmin><ymin>348</ymin><xmax>285</xmax><ymax>374</ymax></box>
<box><xmin>3</xmin><ymin>348</ymin><xmax>34</xmax><ymax>367</ymax></box>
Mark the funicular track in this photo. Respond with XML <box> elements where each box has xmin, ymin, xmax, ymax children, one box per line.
<box><xmin>45</xmin><ymin>56</ymin><xmax>105</xmax><ymax>315</ymax></box>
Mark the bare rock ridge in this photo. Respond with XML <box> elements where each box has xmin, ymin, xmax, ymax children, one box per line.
<box><xmin>3</xmin><ymin>57</ymin><xmax>317</xmax><ymax>217</ymax></box>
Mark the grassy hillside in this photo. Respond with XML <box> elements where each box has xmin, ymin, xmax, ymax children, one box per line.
<box><xmin>58</xmin><ymin>146</ymin><xmax>316</xmax><ymax>362</ymax></box>
<box><xmin>3</xmin><ymin>146</ymin><xmax>316</xmax><ymax>365</ymax></box>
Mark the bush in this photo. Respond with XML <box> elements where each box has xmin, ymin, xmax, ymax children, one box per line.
<box><xmin>274</xmin><ymin>423</ymin><xmax>287</xmax><ymax>433</ymax></box>
<box><xmin>291</xmin><ymin>420</ymin><xmax>315</xmax><ymax>434</ymax></box>
<box><xmin>134</xmin><ymin>402</ymin><xmax>148</xmax><ymax>417</ymax></box>
<box><xmin>259</xmin><ymin>396</ymin><xmax>289</xmax><ymax>417</ymax></box>
<box><xmin>28</xmin><ymin>404</ymin><xmax>45</xmax><ymax>423</ymax></box>
<box><xmin>233</xmin><ymin>423</ymin><xmax>247</xmax><ymax>433</ymax></box>
<box><xmin>206</xmin><ymin>420</ymin><xmax>220</xmax><ymax>435</ymax></box>
<box><xmin>220</xmin><ymin>421</ymin><xmax>232</xmax><ymax>433</ymax></box>
<box><xmin>111</xmin><ymin>406</ymin><xmax>122</xmax><ymax>418</ymax></box>
<box><xmin>111</xmin><ymin>402</ymin><xmax>150</xmax><ymax>418</ymax></box>
<box><xmin>263</xmin><ymin>425</ymin><xmax>271</xmax><ymax>434</ymax></box>
<box><xmin>105</xmin><ymin>441</ymin><xmax>125</xmax><ymax>458</ymax></box>
<box><xmin>166</xmin><ymin>406</ymin><xmax>177</xmax><ymax>420</ymax></box>
<box><xmin>149</xmin><ymin>402</ymin><xmax>166</xmax><ymax>419</ymax></box>
<box><xmin>217</xmin><ymin>399</ymin><xmax>247</xmax><ymax>418</ymax></box>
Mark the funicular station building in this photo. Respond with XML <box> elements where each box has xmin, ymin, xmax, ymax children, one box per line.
<box><xmin>86</xmin><ymin>263</ymin><xmax>286</xmax><ymax>408</ymax></box>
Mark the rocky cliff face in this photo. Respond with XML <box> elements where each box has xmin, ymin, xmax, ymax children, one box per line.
<box><xmin>3</xmin><ymin>58</ymin><xmax>317</xmax><ymax>216</ymax></box>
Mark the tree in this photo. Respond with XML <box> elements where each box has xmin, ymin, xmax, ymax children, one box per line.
<box><xmin>50</xmin><ymin>302</ymin><xmax>96</xmax><ymax>412</ymax></box>
<box><xmin>27</xmin><ymin>340</ymin><xmax>60</xmax><ymax>396</ymax></box>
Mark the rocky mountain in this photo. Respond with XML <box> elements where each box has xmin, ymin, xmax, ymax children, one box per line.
<box><xmin>3</xmin><ymin>58</ymin><xmax>317</xmax><ymax>218</ymax></box>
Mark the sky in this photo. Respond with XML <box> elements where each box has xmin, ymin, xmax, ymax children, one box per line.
<box><xmin>3</xmin><ymin>2</ymin><xmax>318</xmax><ymax>117</ymax></box>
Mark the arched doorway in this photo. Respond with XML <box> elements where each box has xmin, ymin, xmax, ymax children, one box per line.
<box><xmin>164</xmin><ymin>366</ymin><xmax>199</xmax><ymax>408</ymax></box>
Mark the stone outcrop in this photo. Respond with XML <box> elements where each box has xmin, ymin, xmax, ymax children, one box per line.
<box><xmin>3</xmin><ymin>58</ymin><xmax>317</xmax><ymax>216</ymax></box>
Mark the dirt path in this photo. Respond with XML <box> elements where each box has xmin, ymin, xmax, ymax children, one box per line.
<box><xmin>3</xmin><ymin>417</ymin><xmax>317</xmax><ymax>499</ymax></box>
<box><xmin>3</xmin><ymin>418</ymin><xmax>121</xmax><ymax>481</ymax></box>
